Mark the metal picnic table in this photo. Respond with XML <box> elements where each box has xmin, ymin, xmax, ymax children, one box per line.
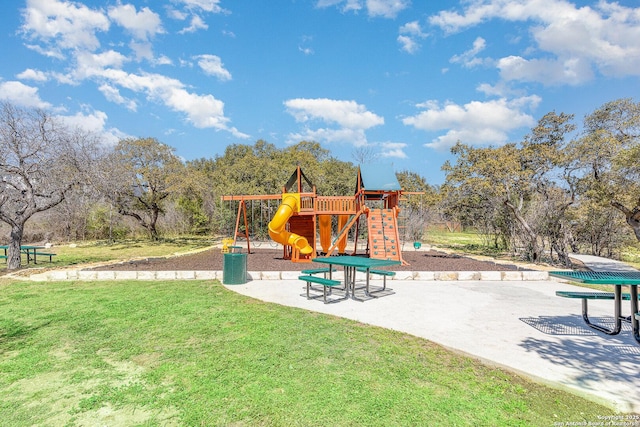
<box><xmin>313</xmin><ymin>256</ymin><xmax>400</xmax><ymax>301</ymax></box>
<box><xmin>0</xmin><ymin>245</ymin><xmax>46</xmax><ymax>264</ymax></box>
<box><xmin>550</xmin><ymin>271</ymin><xmax>640</xmax><ymax>344</ymax></box>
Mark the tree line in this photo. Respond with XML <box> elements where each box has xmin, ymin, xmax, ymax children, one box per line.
<box><xmin>0</xmin><ymin>98</ymin><xmax>638</xmax><ymax>270</ymax></box>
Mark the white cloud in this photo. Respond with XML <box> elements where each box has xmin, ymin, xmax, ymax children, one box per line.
<box><xmin>429</xmin><ymin>0</ymin><xmax>640</xmax><ymax>84</ymax></box>
<box><xmin>195</xmin><ymin>55</ymin><xmax>232</xmax><ymax>81</ymax></box>
<box><xmin>403</xmin><ymin>96</ymin><xmax>541</xmax><ymax>151</ymax></box>
<box><xmin>98</xmin><ymin>84</ymin><xmax>137</xmax><ymax>111</ymax></box>
<box><xmin>380</xmin><ymin>142</ymin><xmax>408</xmax><ymax>158</ymax></box>
<box><xmin>74</xmin><ymin>50</ymin><xmax>128</xmax><ymax>79</ymax></box>
<box><xmin>316</xmin><ymin>0</ymin><xmax>409</xmax><ymax>18</ymax></box>
<box><xmin>179</xmin><ymin>15</ymin><xmax>208</xmax><ymax>33</ymax></box>
<box><xmin>68</xmin><ymin>50</ymin><xmax>246</xmax><ymax>137</ymax></box>
<box><xmin>317</xmin><ymin>0</ymin><xmax>361</xmax><ymax>13</ymax></box>
<box><xmin>21</xmin><ymin>0</ymin><xmax>110</xmax><ymax>53</ymax></box>
<box><xmin>476</xmin><ymin>81</ymin><xmax>515</xmax><ymax>97</ymax></box>
<box><xmin>155</xmin><ymin>55</ymin><xmax>173</xmax><ymax>66</ymax></box>
<box><xmin>497</xmin><ymin>55</ymin><xmax>594</xmax><ymax>86</ymax></box>
<box><xmin>285</xmin><ymin>98</ymin><xmax>384</xmax><ymax>129</ymax></box>
<box><xmin>176</xmin><ymin>0</ymin><xmax>226</xmax><ymax>14</ymax></box>
<box><xmin>285</xmin><ymin>98</ymin><xmax>384</xmax><ymax>146</ymax></box>
<box><xmin>56</xmin><ymin>109</ymin><xmax>129</xmax><ymax>145</ymax></box>
<box><xmin>96</xmin><ymin>68</ymin><xmax>246</xmax><ymax>137</ymax></box>
<box><xmin>107</xmin><ymin>4</ymin><xmax>163</xmax><ymax>41</ymax></box>
<box><xmin>23</xmin><ymin>43</ymin><xmax>65</xmax><ymax>60</ymax></box>
<box><xmin>450</xmin><ymin>37</ymin><xmax>490</xmax><ymax>68</ymax></box>
<box><xmin>398</xmin><ymin>21</ymin><xmax>427</xmax><ymax>54</ymax></box>
<box><xmin>0</xmin><ymin>81</ymin><xmax>52</xmax><ymax>109</ymax></box>
<box><xmin>167</xmin><ymin>8</ymin><xmax>188</xmax><ymax>20</ymax></box>
<box><xmin>367</xmin><ymin>0</ymin><xmax>410</xmax><ymax>18</ymax></box>
<box><xmin>299</xmin><ymin>35</ymin><xmax>314</xmax><ymax>55</ymax></box>
<box><xmin>130</xmin><ymin>41</ymin><xmax>155</xmax><ymax>62</ymax></box>
<box><xmin>288</xmin><ymin>128</ymin><xmax>370</xmax><ymax>147</ymax></box>
<box><xmin>15</xmin><ymin>0</ymin><xmax>245</xmax><ymax>139</ymax></box>
<box><xmin>16</xmin><ymin>68</ymin><xmax>48</xmax><ymax>82</ymax></box>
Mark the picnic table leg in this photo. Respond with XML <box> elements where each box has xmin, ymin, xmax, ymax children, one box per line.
<box><xmin>631</xmin><ymin>285</ymin><xmax>639</xmax><ymax>344</ymax></box>
<box><xmin>581</xmin><ymin>286</ymin><xmax>623</xmax><ymax>335</ymax></box>
<box><xmin>364</xmin><ymin>268</ymin><xmax>371</xmax><ymax>297</ymax></box>
<box><xmin>348</xmin><ymin>266</ymin><xmax>367</xmax><ymax>302</ymax></box>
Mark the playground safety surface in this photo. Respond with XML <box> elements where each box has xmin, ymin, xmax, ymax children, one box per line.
<box><xmin>90</xmin><ymin>247</ymin><xmax>529</xmax><ymax>272</ymax></box>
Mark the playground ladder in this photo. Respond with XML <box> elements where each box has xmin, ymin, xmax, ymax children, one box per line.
<box><xmin>367</xmin><ymin>208</ymin><xmax>404</xmax><ymax>263</ymax></box>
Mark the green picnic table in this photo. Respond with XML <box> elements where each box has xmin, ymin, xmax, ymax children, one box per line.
<box><xmin>0</xmin><ymin>245</ymin><xmax>47</xmax><ymax>264</ymax></box>
<box><xmin>550</xmin><ymin>271</ymin><xmax>640</xmax><ymax>344</ymax></box>
<box><xmin>313</xmin><ymin>256</ymin><xmax>400</xmax><ymax>301</ymax></box>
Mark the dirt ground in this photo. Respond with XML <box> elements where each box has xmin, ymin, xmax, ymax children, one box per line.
<box><xmin>90</xmin><ymin>247</ymin><xmax>528</xmax><ymax>271</ymax></box>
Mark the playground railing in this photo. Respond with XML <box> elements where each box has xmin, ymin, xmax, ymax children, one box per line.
<box><xmin>315</xmin><ymin>196</ymin><xmax>357</xmax><ymax>214</ymax></box>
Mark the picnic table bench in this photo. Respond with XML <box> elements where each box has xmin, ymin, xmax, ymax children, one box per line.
<box><xmin>301</xmin><ymin>267</ymin><xmax>336</xmax><ymax>277</ymax></box>
<box><xmin>298</xmin><ymin>275</ymin><xmax>345</xmax><ymax>304</ymax></box>
<box><xmin>34</xmin><ymin>252</ymin><xmax>57</xmax><ymax>262</ymax></box>
<box><xmin>356</xmin><ymin>267</ymin><xmax>396</xmax><ymax>291</ymax></box>
<box><xmin>551</xmin><ymin>271</ymin><xmax>640</xmax><ymax>343</ymax></box>
<box><xmin>555</xmin><ymin>290</ymin><xmax>638</xmax><ymax>333</ymax></box>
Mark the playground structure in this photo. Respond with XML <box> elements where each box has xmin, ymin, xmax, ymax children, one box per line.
<box><xmin>221</xmin><ymin>165</ymin><xmax>408</xmax><ymax>264</ymax></box>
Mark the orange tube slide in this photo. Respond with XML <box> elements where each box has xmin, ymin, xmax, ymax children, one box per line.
<box><xmin>268</xmin><ymin>195</ymin><xmax>313</xmax><ymax>255</ymax></box>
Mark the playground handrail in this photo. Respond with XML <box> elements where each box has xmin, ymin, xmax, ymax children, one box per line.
<box><xmin>315</xmin><ymin>196</ymin><xmax>357</xmax><ymax>214</ymax></box>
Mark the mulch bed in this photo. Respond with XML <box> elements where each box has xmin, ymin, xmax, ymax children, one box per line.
<box><xmin>90</xmin><ymin>248</ymin><xmax>527</xmax><ymax>271</ymax></box>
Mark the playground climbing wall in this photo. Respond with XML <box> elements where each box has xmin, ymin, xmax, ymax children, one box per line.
<box><xmin>367</xmin><ymin>208</ymin><xmax>402</xmax><ymax>262</ymax></box>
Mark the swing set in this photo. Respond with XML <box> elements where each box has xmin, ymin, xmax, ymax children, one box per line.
<box><xmin>221</xmin><ymin>165</ymin><xmax>412</xmax><ymax>264</ymax></box>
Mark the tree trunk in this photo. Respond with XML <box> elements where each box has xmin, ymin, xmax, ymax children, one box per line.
<box><xmin>551</xmin><ymin>241</ymin><xmax>572</xmax><ymax>268</ymax></box>
<box><xmin>504</xmin><ymin>200</ymin><xmax>541</xmax><ymax>262</ymax></box>
<box><xmin>149</xmin><ymin>206</ymin><xmax>160</xmax><ymax>240</ymax></box>
<box><xmin>611</xmin><ymin>200</ymin><xmax>640</xmax><ymax>241</ymax></box>
<box><xmin>7</xmin><ymin>224</ymin><xmax>24</xmax><ymax>270</ymax></box>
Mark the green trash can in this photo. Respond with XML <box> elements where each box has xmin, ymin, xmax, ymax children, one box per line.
<box><xmin>223</xmin><ymin>252</ymin><xmax>247</xmax><ymax>284</ymax></box>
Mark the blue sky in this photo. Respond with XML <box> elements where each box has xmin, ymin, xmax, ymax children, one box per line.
<box><xmin>1</xmin><ymin>0</ymin><xmax>639</xmax><ymax>185</ymax></box>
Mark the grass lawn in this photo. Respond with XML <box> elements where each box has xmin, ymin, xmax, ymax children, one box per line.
<box><xmin>424</xmin><ymin>229</ymin><xmax>485</xmax><ymax>248</ymax></box>
<box><xmin>0</xmin><ymin>238</ymin><xmax>214</xmax><ymax>274</ymax></box>
<box><xmin>0</xmin><ymin>279</ymin><xmax>616</xmax><ymax>426</ymax></box>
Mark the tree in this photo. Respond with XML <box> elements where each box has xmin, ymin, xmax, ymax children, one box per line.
<box><xmin>396</xmin><ymin>170</ymin><xmax>439</xmax><ymax>241</ymax></box>
<box><xmin>0</xmin><ymin>103</ymin><xmax>95</xmax><ymax>270</ymax></box>
<box><xmin>94</xmin><ymin>137</ymin><xmax>183</xmax><ymax>240</ymax></box>
<box><xmin>577</xmin><ymin>99</ymin><xmax>640</xmax><ymax>240</ymax></box>
<box><xmin>442</xmin><ymin>111</ymin><xmax>576</xmax><ymax>263</ymax></box>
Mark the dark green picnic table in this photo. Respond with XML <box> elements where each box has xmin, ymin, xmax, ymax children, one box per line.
<box><xmin>0</xmin><ymin>245</ymin><xmax>47</xmax><ymax>264</ymax></box>
<box><xmin>550</xmin><ymin>271</ymin><xmax>640</xmax><ymax>344</ymax></box>
<box><xmin>313</xmin><ymin>256</ymin><xmax>400</xmax><ymax>301</ymax></box>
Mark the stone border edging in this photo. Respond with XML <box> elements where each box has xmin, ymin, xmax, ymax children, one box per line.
<box><xmin>25</xmin><ymin>269</ymin><xmax>550</xmax><ymax>281</ymax></box>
